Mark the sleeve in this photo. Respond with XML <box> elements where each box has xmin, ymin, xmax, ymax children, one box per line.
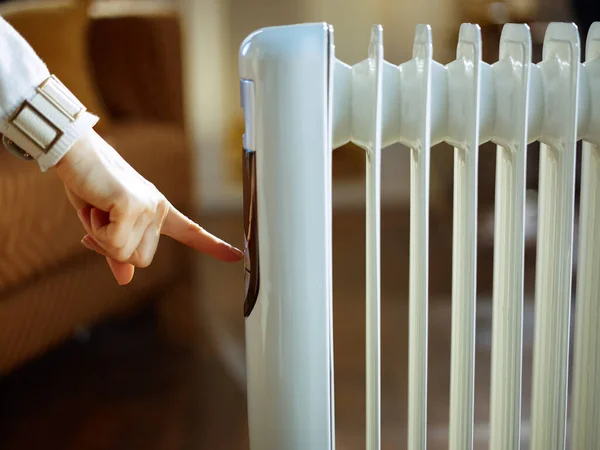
<box><xmin>0</xmin><ymin>16</ymin><xmax>98</xmax><ymax>172</ymax></box>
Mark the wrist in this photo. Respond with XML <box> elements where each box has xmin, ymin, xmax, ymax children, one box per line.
<box><xmin>54</xmin><ymin>128</ymin><xmax>96</xmax><ymax>176</ymax></box>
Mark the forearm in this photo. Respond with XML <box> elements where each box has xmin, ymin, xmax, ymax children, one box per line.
<box><xmin>0</xmin><ymin>16</ymin><xmax>97</xmax><ymax>171</ymax></box>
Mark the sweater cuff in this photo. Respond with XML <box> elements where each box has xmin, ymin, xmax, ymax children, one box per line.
<box><xmin>1</xmin><ymin>75</ymin><xmax>99</xmax><ymax>172</ymax></box>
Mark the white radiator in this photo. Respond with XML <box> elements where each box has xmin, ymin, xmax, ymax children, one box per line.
<box><xmin>238</xmin><ymin>21</ymin><xmax>600</xmax><ymax>450</ymax></box>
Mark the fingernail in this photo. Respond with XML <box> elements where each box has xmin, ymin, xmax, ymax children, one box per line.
<box><xmin>81</xmin><ymin>238</ymin><xmax>93</xmax><ymax>251</ymax></box>
<box><xmin>229</xmin><ymin>246</ymin><xmax>244</xmax><ymax>259</ymax></box>
<box><xmin>82</xmin><ymin>236</ymin><xmax>102</xmax><ymax>254</ymax></box>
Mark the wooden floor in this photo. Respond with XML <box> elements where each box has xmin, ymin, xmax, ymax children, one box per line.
<box><xmin>0</xmin><ymin>208</ymin><xmax>547</xmax><ymax>449</ymax></box>
<box><xmin>0</xmin><ymin>305</ymin><xmax>250</xmax><ymax>449</ymax></box>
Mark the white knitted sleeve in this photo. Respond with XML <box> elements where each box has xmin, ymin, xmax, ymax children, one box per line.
<box><xmin>0</xmin><ymin>17</ymin><xmax>97</xmax><ymax>171</ymax></box>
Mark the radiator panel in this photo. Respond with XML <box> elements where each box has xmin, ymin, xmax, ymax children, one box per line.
<box><xmin>238</xmin><ymin>20</ymin><xmax>600</xmax><ymax>450</ymax></box>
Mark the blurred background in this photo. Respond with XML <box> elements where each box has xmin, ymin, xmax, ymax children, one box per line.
<box><xmin>0</xmin><ymin>0</ymin><xmax>596</xmax><ymax>448</ymax></box>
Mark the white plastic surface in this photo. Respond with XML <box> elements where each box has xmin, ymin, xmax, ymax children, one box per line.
<box><xmin>404</xmin><ymin>25</ymin><xmax>432</xmax><ymax>450</ymax></box>
<box><xmin>488</xmin><ymin>24</ymin><xmax>531</xmax><ymax>450</ymax></box>
<box><xmin>333</xmin><ymin>25</ymin><xmax>385</xmax><ymax>450</ymax></box>
<box><xmin>333</xmin><ymin>25</ymin><xmax>435</xmax><ymax>450</ymax></box>
<box><xmin>239</xmin><ymin>23</ymin><xmax>335</xmax><ymax>450</ymax></box>
<box><xmin>239</xmin><ymin>20</ymin><xmax>600</xmax><ymax>450</ymax></box>
<box><xmin>571</xmin><ymin>22</ymin><xmax>600</xmax><ymax>450</ymax></box>
<box><xmin>447</xmin><ymin>24</ymin><xmax>482</xmax><ymax>450</ymax></box>
<box><xmin>363</xmin><ymin>25</ymin><xmax>384</xmax><ymax>450</ymax></box>
<box><xmin>529</xmin><ymin>23</ymin><xmax>580</xmax><ymax>450</ymax></box>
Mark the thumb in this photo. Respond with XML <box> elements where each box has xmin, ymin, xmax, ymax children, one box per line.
<box><xmin>82</xmin><ymin>234</ymin><xmax>136</xmax><ymax>285</ymax></box>
<box><xmin>161</xmin><ymin>206</ymin><xmax>243</xmax><ymax>262</ymax></box>
<box><xmin>106</xmin><ymin>257</ymin><xmax>135</xmax><ymax>285</ymax></box>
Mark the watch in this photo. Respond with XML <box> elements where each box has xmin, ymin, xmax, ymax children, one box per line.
<box><xmin>1</xmin><ymin>74</ymin><xmax>99</xmax><ymax>171</ymax></box>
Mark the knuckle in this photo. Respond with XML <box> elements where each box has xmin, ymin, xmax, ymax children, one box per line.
<box><xmin>137</xmin><ymin>206</ymin><xmax>154</xmax><ymax>227</ymax></box>
<box><xmin>138</xmin><ymin>257</ymin><xmax>153</xmax><ymax>269</ymax></box>
<box><xmin>136</xmin><ymin>251</ymin><xmax>154</xmax><ymax>268</ymax></box>
<box><xmin>116</xmin><ymin>191</ymin><xmax>145</xmax><ymax>219</ymax></box>
<box><xmin>185</xmin><ymin>218</ymin><xmax>201</xmax><ymax>233</ymax></box>
<box><xmin>114</xmin><ymin>187</ymin><xmax>131</xmax><ymax>209</ymax></box>
<box><xmin>112</xmin><ymin>246</ymin><xmax>133</xmax><ymax>263</ymax></box>
<box><xmin>145</xmin><ymin>199</ymin><xmax>158</xmax><ymax>217</ymax></box>
<box><xmin>105</xmin><ymin>225</ymin><xmax>125</xmax><ymax>249</ymax></box>
<box><xmin>155</xmin><ymin>199</ymin><xmax>169</xmax><ymax>223</ymax></box>
<box><xmin>135</xmin><ymin>204</ymin><xmax>148</xmax><ymax>222</ymax></box>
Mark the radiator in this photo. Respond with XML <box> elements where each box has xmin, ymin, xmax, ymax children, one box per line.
<box><xmin>238</xmin><ymin>21</ymin><xmax>600</xmax><ymax>450</ymax></box>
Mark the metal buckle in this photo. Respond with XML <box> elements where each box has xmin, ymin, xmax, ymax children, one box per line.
<box><xmin>1</xmin><ymin>135</ymin><xmax>34</xmax><ymax>160</ymax></box>
<box><xmin>2</xmin><ymin>75</ymin><xmax>86</xmax><ymax>161</ymax></box>
<box><xmin>9</xmin><ymin>100</ymin><xmax>63</xmax><ymax>155</ymax></box>
<box><xmin>37</xmin><ymin>75</ymin><xmax>86</xmax><ymax>122</ymax></box>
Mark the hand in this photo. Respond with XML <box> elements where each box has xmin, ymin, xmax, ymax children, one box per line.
<box><xmin>55</xmin><ymin>129</ymin><xmax>243</xmax><ymax>285</ymax></box>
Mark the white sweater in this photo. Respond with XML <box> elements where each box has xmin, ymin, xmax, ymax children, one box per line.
<box><xmin>0</xmin><ymin>17</ymin><xmax>96</xmax><ymax>171</ymax></box>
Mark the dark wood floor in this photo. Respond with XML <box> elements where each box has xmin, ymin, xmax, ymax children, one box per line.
<box><xmin>0</xmin><ymin>207</ymin><xmax>547</xmax><ymax>449</ymax></box>
<box><xmin>0</xmin><ymin>304</ymin><xmax>250</xmax><ymax>450</ymax></box>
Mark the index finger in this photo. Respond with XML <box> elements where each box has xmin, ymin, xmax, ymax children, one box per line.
<box><xmin>161</xmin><ymin>206</ymin><xmax>243</xmax><ymax>262</ymax></box>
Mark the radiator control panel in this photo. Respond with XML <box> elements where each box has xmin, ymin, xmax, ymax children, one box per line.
<box><xmin>242</xmin><ymin>147</ymin><xmax>260</xmax><ymax>317</ymax></box>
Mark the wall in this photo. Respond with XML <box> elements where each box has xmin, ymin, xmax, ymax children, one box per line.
<box><xmin>181</xmin><ymin>0</ymin><xmax>462</xmax><ymax>212</ymax></box>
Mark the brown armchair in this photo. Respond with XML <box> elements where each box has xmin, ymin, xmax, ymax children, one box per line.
<box><xmin>0</xmin><ymin>0</ymin><xmax>194</xmax><ymax>374</ymax></box>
